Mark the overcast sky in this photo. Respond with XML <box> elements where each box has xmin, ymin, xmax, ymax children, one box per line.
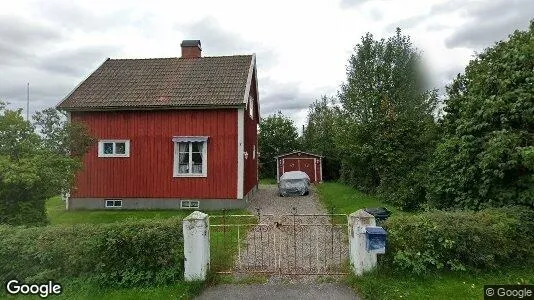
<box><xmin>1</xmin><ymin>0</ymin><xmax>532</xmax><ymax>130</ymax></box>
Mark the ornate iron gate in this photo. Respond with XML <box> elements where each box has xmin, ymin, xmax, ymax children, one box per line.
<box><xmin>209</xmin><ymin>209</ymin><xmax>349</xmax><ymax>275</ymax></box>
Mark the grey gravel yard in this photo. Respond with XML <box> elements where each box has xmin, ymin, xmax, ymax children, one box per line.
<box><xmin>246</xmin><ymin>184</ymin><xmax>328</xmax><ymax>216</ymax></box>
<box><xmin>240</xmin><ymin>184</ymin><xmax>350</xmax><ymax>283</ymax></box>
<box><xmin>196</xmin><ymin>184</ymin><xmax>358</xmax><ymax>300</ymax></box>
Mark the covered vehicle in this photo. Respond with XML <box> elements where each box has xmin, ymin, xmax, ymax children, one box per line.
<box><xmin>278</xmin><ymin>171</ymin><xmax>310</xmax><ymax>197</ymax></box>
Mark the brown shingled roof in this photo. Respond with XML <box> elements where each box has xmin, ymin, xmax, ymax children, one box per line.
<box><xmin>57</xmin><ymin>55</ymin><xmax>254</xmax><ymax>111</ymax></box>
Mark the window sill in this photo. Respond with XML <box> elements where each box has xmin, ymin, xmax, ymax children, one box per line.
<box><xmin>173</xmin><ymin>173</ymin><xmax>207</xmax><ymax>178</ymax></box>
<box><xmin>99</xmin><ymin>155</ymin><xmax>130</xmax><ymax>158</ymax></box>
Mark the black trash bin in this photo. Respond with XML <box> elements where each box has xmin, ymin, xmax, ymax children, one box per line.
<box><xmin>364</xmin><ymin>207</ymin><xmax>391</xmax><ymax>223</ymax></box>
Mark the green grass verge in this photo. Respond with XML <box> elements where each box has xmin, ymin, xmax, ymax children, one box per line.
<box><xmin>3</xmin><ymin>278</ymin><xmax>205</xmax><ymax>300</ymax></box>
<box><xmin>316</xmin><ymin>182</ymin><xmax>399</xmax><ymax>215</ymax></box>
<box><xmin>46</xmin><ymin>196</ymin><xmax>191</xmax><ymax>225</ymax></box>
<box><xmin>47</xmin><ymin>196</ymin><xmax>248</xmax><ymax>225</ymax></box>
<box><xmin>259</xmin><ymin>178</ymin><xmax>277</xmax><ymax>185</ymax></box>
<box><xmin>348</xmin><ymin>265</ymin><xmax>534</xmax><ymax>300</ymax></box>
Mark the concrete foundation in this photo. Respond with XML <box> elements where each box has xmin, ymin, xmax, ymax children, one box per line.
<box><xmin>67</xmin><ymin>184</ymin><xmax>258</xmax><ymax>210</ymax></box>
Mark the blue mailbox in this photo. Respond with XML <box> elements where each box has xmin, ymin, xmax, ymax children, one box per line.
<box><xmin>365</xmin><ymin>226</ymin><xmax>387</xmax><ymax>254</ymax></box>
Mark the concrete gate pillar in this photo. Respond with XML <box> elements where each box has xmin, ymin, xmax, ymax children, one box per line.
<box><xmin>183</xmin><ymin>211</ymin><xmax>210</xmax><ymax>281</ymax></box>
<box><xmin>348</xmin><ymin>209</ymin><xmax>377</xmax><ymax>275</ymax></box>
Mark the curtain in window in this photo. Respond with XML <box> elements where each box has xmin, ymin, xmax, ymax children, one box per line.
<box><xmin>178</xmin><ymin>143</ymin><xmax>189</xmax><ymax>173</ymax></box>
<box><xmin>192</xmin><ymin>142</ymin><xmax>203</xmax><ymax>174</ymax></box>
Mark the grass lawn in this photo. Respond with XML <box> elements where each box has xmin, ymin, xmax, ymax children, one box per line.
<box><xmin>348</xmin><ymin>266</ymin><xmax>534</xmax><ymax>300</ymax></box>
<box><xmin>47</xmin><ymin>196</ymin><xmax>192</xmax><ymax>225</ymax></box>
<box><xmin>316</xmin><ymin>182</ymin><xmax>399</xmax><ymax>215</ymax></box>
<box><xmin>317</xmin><ymin>182</ymin><xmax>534</xmax><ymax>299</ymax></box>
<box><xmin>4</xmin><ymin>280</ymin><xmax>205</xmax><ymax>300</ymax></box>
<box><xmin>47</xmin><ymin>196</ymin><xmax>248</xmax><ymax>225</ymax></box>
<box><xmin>259</xmin><ymin>178</ymin><xmax>277</xmax><ymax>185</ymax></box>
<box><xmin>42</xmin><ymin>196</ymin><xmax>254</xmax><ymax>299</ymax></box>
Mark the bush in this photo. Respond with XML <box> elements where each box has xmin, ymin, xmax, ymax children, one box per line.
<box><xmin>383</xmin><ymin>207</ymin><xmax>534</xmax><ymax>274</ymax></box>
<box><xmin>0</xmin><ymin>217</ymin><xmax>184</xmax><ymax>287</ymax></box>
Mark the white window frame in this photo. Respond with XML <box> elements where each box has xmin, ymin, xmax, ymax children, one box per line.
<box><xmin>98</xmin><ymin>140</ymin><xmax>130</xmax><ymax>157</ymax></box>
<box><xmin>253</xmin><ymin>145</ymin><xmax>256</xmax><ymax>160</ymax></box>
<box><xmin>105</xmin><ymin>199</ymin><xmax>123</xmax><ymax>208</ymax></box>
<box><xmin>180</xmin><ymin>200</ymin><xmax>200</xmax><ymax>209</ymax></box>
<box><xmin>172</xmin><ymin>137</ymin><xmax>208</xmax><ymax>178</ymax></box>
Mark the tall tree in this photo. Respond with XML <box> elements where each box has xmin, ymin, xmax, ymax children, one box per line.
<box><xmin>259</xmin><ymin>111</ymin><xmax>300</xmax><ymax>178</ymax></box>
<box><xmin>0</xmin><ymin>105</ymin><xmax>94</xmax><ymax>225</ymax></box>
<box><xmin>302</xmin><ymin>96</ymin><xmax>341</xmax><ymax>180</ymax></box>
<box><xmin>427</xmin><ymin>21</ymin><xmax>534</xmax><ymax>209</ymax></box>
<box><xmin>337</xmin><ymin>28</ymin><xmax>438</xmax><ymax>209</ymax></box>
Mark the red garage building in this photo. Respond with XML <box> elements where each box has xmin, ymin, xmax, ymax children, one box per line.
<box><xmin>276</xmin><ymin>151</ymin><xmax>323</xmax><ymax>183</ymax></box>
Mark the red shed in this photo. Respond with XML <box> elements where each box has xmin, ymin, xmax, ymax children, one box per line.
<box><xmin>57</xmin><ymin>40</ymin><xmax>260</xmax><ymax>210</ymax></box>
<box><xmin>276</xmin><ymin>151</ymin><xmax>323</xmax><ymax>183</ymax></box>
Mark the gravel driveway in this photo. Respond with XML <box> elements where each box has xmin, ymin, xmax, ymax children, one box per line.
<box><xmin>232</xmin><ymin>184</ymin><xmax>349</xmax><ymax>283</ymax></box>
<box><xmin>246</xmin><ymin>184</ymin><xmax>327</xmax><ymax>216</ymax></box>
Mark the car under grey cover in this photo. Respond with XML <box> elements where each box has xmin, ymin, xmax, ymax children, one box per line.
<box><xmin>278</xmin><ymin>171</ymin><xmax>310</xmax><ymax>196</ymax></box>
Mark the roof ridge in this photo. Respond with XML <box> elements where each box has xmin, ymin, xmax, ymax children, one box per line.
<box><xmin>108</xmin><ymin>54</ymin><xmax>254</xmax><ymax>61</ymax></box>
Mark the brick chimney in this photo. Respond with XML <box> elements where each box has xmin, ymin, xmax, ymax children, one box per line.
<box><xmin>181</xmin><ymin>40</ymin><xmax>202</xmax><ymax>58</ymax></box>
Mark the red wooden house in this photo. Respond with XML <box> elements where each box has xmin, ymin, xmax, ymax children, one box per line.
<box><xmin>57</xmin><ymin>40</ymin><xmax>259</xmax><ymax>210</ymax></box>
<box><xmin>276</xmin><ymin>151</ymin><xmax>323</xmax><ymax>183</ymax></box>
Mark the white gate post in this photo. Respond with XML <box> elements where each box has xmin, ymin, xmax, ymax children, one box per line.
<box><xmin>348</xmin><ymin>209</ymin><xmax>377</xmax><ymax>276</ymax></box>
<box><xmin>183</xmin><ymin>211</ymin><xmax>210</xmax><ymax>281</ymax></box>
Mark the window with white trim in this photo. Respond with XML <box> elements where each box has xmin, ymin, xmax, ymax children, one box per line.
<box><xmin>173</xmin><ymin>136</ymin><xmax>208</xmax><ymax>177</ymax></box>
<box><xmin>253</xmin><ymin>145</ymin><xmax>256</xmax><ymax>160</ymax></box>
<box><xmin>98</xmin><ymin>140</ymin><xmax>130</xmax><ymax>157</ymax></box>
<box><xmin>105</xmin><ymin>199</ymin><xmax>122</xmax><ymax>208</ymax></box>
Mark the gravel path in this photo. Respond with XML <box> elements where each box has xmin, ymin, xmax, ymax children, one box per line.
<box><xmin>231</xmin><ymin>184</ymin><xmax>349</xmax><ymax>283</ymax></box>
<box><xmin>246</xmin><ymin>184</ymin><xmax>327</xmax><ymax>216</ymax></box>
<box><xmin>198</xmin><ymin>185</ymin><xmax>359</xmax><ymax>300</ymax></box>
<box><xmin>196</xmin><ymin>283</ymin><xmax>359</xmax><ymax>300</ymax></box>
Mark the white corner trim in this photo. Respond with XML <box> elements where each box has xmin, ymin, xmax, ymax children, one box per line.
<box><xmin>237</xmin><ymin>108</ymin><xmax>244</xmax><ymax>199</ymax></box>
<box><xmin>320</xmin><ymin>158</ymin><xmax>323</xmax><ymax>182</ymax></box>
<box><xmin>276</xmin><ymin>157</ymin><xmax>280</xmax><ymax>183</ymax></box>
<box><xmin>314</xmin><ymin>158</ymin><xmax>317</xmax><ymax>182</ymax></box>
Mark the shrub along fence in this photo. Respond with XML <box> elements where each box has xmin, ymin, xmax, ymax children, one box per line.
<box><xmin>383</xmin><ymin>207</ymin><xmax>534</xmax><ymax>275</ymax></box>
<box><xmin>0</xmin><ymin>217</ymin><xmax>184</xmax><ymax>287</ymax></box>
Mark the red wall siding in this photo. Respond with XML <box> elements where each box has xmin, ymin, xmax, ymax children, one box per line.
<box><xmin>277</xmin><ymin>152</ymin><xmax>322</xmax><ymax>183</ymax></box>
<box><xmin>243</xmin><ymin>73</ymin><xmax>259</xmax><ymax>195</ymax></box>
<box><xmin>71</xmin><ymin>109</ymin><xmax>238</xmax><ymax>199</ymax></box>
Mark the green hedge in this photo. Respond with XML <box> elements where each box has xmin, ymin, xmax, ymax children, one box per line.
<box><xmin>0</xmin><ymin>217</ymin><xmax>184</xmax><ymax>287</ymax></box>
<box><xmin>383</xmin><ymin>207</ymin><xmax>534</xmax><ymax>274</ymax></box>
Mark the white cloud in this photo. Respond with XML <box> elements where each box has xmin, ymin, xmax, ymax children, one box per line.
<box><xmin>0</xmin><ymin>0</ymin><xmax>531</xmax><ymax>128</ymax></box>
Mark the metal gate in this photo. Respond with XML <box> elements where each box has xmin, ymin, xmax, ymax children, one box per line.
<box><xmin>210</xmin><ymin>209</ymin><xmax>349</xmax><ymax>275</ymax></box>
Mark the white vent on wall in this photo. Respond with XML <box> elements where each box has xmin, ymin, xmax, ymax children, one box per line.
<box><xmin>181</xmin><ymin>200</ymin><xmax>200</xmax><ymax>209</ymax></box>
<box><xmin>105</xmin><ymin>199</ymin><xmax>122</xmax><ymax>208</ymax></box>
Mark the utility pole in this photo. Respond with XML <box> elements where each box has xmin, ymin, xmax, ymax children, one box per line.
<box><xmin>26</xmin><ymin>82</ymin><xmax>30</xmax><ymax>121</ymax></box>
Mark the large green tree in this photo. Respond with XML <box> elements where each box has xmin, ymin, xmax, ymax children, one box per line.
<box><xmin>259</xmin><ymin>111</ymin><xmax>300</xmax><ymax>178</ymax></box>
<box><xmin>337</xmin><ymin>28</ymin><xmax>439</xmax><ymax>209</ymax></box>
<box><xmin>0</xmin><ymin>104</ymin><xmax>93</xmax><ymax>225</ymax></box>
<box><xmin>427</xmin><ymin>22</ymin><xmax>534</xmax><ymax>209</ymax></box>
<box><xmin>302</xmin><ymin>96</ymin><xmax>341</xmax><ymax>180</ymax></box>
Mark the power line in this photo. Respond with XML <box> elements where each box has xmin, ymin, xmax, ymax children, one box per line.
<box><xmin>26</xmin><ymin>82</ymin><xmax>29</xmax><ymax>121</ymax></box>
